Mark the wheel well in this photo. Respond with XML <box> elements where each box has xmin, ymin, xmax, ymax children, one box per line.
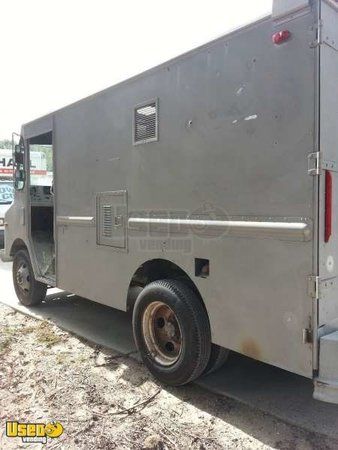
<box><xmin>127</xmin><ymin>259</ymin><xmax>204</xmax><ymax>313</ymax></box>
<box><xmin>10</xmin><ymin>239</ymin><xmax>28</xmax><ymax>256</ymax></box>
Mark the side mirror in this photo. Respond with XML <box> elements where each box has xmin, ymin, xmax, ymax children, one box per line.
<box><xmin>14</xmin><ymin>168</ymin><xmax>25</xmax><ymax>191</ymax></box>
<box><xmin>14</xmin><ymin>144</ymin><xmax>24</xmax><ymax>165</ymax></box>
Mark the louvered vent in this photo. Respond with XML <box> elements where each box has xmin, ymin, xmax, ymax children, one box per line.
<box><xmin>102</xmin><ymin>205</ymin><xmax>112</xmax><ymax>237</ymax></box>
<box><xmin>134</xmin><ymin>100</ymin><xmax>158</xmax><ymax>144</ymax></box>
<box><xmin>97</xmin><ymin>191</ymin><xmax>127</xmax><ymax>249</ymax></box>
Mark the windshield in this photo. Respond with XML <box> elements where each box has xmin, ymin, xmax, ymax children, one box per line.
<box><xmin>29</xmin><ymin>146</ymin><xmax>53</xmax><ymax>187</ymax></box>
<box><xmin>0</xmin><ymin>181</ymin><xmax>14</xmax><ymax>205</ymax></box>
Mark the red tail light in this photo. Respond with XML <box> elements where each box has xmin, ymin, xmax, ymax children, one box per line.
<box><xmin>325</xmin><ymin>170</ymin><xmax>332</xmax><ymax>243</ymax></box>
<box><xmin>272</xmin><ymin>30</ymin><xmax>291</xmax><ymax>45</ymax></box>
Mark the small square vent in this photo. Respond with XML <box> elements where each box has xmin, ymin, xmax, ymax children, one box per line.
<box><xmin>134</xmin><ymin>100</ymin><xmax>158</xmax><ymax>145</ymax></box>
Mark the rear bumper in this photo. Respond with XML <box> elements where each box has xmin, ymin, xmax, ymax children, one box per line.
<box><xmin>0</xmin><ymin>249</ymin><xmax>12</xmax><ymax>262</ymax></box>
<box><xmin>314</xmin><ymin>331</ymin><xmax>338</xmax><ymax>404</ymax></box>
<box><xmin>314</xmin><ymin>379</ymin><xmax>338</xmax><ymax>404</ymax></box>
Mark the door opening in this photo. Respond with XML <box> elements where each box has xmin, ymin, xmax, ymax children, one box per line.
<box><xmin>28</xmin><ymin>131</ymin><xmax>55</xmax><ymax>281</ymax></box>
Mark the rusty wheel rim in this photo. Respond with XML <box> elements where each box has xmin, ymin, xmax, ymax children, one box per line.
<box><xmin>16</xmin><ymin>261</ymin><xmax>31</xmax><ymax>293</ymax></box>
<box><xmin>142</xmin><ymin>301</ymin><xmax>182</xmax><ymax>366</ymax></box>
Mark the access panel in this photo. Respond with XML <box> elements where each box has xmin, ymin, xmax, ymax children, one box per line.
<box><xmin>97</xmin><ymin>190</ymin><xmax>127</xmax><ymax>249</ymax></box>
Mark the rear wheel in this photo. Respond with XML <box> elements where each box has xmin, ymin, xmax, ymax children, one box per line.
<box><xmin>132</xmin><ymin>279</ymin><xmax>211</xmax><ymax>386</ymax></box>
<box><xmin>13</xmin><ymin>249</ymin><xmax>47</xmax><ymax>306</ymax></box>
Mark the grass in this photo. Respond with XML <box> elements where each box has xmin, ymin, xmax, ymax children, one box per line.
<box><xmin>35</xmin><ymin>321</ymin><xmax>63</xmax><ymax>346</ymax></box>
<box><xmin>0</xmin><ymin>318</ymin><xmax>63</xmax><ymax>355</ymax></box>
<box><xmin>0</xmin><ymin>326</ymin><xmax>15</xmax><ymax>354</ymax></box>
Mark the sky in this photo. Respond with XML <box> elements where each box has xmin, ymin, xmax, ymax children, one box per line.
<box><xmin>0</xmin><ymin>0</ymin><xmax>272</xmax><ymax>139</ymax></box>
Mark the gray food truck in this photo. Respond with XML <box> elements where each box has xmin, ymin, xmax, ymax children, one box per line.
<box><xmin>2</xmin><ymin>0</ymin><xmax>338</xmax><ymax>403</ymax></box>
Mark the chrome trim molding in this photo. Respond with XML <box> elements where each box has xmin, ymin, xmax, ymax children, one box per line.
<box><xmin>57</xmin><ymin>216</ymin><xmax>95</xmax><ymax>227</ymax></box>
<box><xmin>128</xmin><ymin>217</ymin><xmax>312</xmax><ymax>241</ymax></box>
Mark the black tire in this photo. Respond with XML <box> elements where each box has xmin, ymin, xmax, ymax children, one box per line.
<box><xmin>132</xmin><ymin>279</ymin><xmax>211</xmax><ymax>386</ymax></box>
<box><xmin>204</xmin><ymin>344</ymin><xmax>230</xmax><ymax>376</ymax></box>
<box><xmin>13</xmin><ymin>249</ymin><xmax>47</xmax><ymax>306</ymax></box>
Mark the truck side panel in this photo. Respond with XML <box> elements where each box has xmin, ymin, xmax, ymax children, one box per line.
<box><xmin>26</xmin><ymin>11</ymin><xmax>318</xmax><ymax>377</ymax></box>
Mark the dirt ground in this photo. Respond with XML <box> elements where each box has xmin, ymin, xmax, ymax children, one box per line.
<box><xmin>0</xmin><ymin>303</ymin><xmax>337</xmax><ymax>450</ymax></box>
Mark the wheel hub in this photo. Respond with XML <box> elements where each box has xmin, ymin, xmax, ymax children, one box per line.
<box><xmin>16</xmin><ymin>262</ymin><xmax>31</xmax><ymax>293</ymax></box>
<box><xmin>142</xmin><ymin>301</ymin><xmax>182</xmax><ymax>366</ymax></box>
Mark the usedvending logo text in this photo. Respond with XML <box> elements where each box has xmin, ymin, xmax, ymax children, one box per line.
<box><xmin>6</xmin><ymin>420</ymin><xmax>64</xmax><ymax>444</ymax></box>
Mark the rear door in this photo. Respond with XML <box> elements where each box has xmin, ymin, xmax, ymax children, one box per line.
<box><xmin>318</xmin><ymin>1</ymin><xmax>338</xmax><ymax>328</ymax></box>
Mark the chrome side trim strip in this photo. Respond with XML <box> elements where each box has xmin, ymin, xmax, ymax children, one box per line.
<box><xmin>128</xmin><ymin>217</ymin><xmax>312</xmax><ymax>241</ymax></box>
<box><xmin>57</xmin><ymin>216</ymin><xmax>95</xmax><ymax>226</ymax></box>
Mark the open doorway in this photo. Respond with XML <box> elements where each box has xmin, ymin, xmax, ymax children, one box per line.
<box><xmin>28</xmin><ymin>131</ymin><xmax>55</xmax><ymax>281</ymax></box>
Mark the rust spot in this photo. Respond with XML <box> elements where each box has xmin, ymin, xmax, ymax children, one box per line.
<box><xmin>241</xmin><ymin>338</ymin><xmax>262</xmax><ymax>360</ymax></box>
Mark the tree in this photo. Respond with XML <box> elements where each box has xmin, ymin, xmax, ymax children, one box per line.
<box><xmin>0</xmin><ymin>139</ymin><xmax>12</xmax><ymax>149</ymax></box>
<box><xmin>30</xmin><ymin>145</ymin><xmax>53</xmax><ymax>172</ymax></box>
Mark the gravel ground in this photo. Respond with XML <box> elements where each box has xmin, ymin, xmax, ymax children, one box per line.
<box><xmin>0</xmin><ymin>303</ymin><xmax>337</xmax><ymax>450</ymax></box>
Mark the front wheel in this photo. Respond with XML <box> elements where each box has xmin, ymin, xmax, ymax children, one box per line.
<box><xmin>13</xmin><ymin>249</ymin><xmax>47</xmax><ymax>306</ymax></box>
<box><xmin>132</xmin><ymin>279</ymin><xmax>211</xmax><ymax>386</ymax></box>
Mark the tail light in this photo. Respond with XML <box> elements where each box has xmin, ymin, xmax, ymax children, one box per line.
<box><xmin>325</xmin><ymin>170</ymin><xmax>332</xmax><ymax>243</ymax></box>
<box><xmin>272</xmin><ymin>30</ymin><xmax>291</xmax><ymax>45</ymax></box>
